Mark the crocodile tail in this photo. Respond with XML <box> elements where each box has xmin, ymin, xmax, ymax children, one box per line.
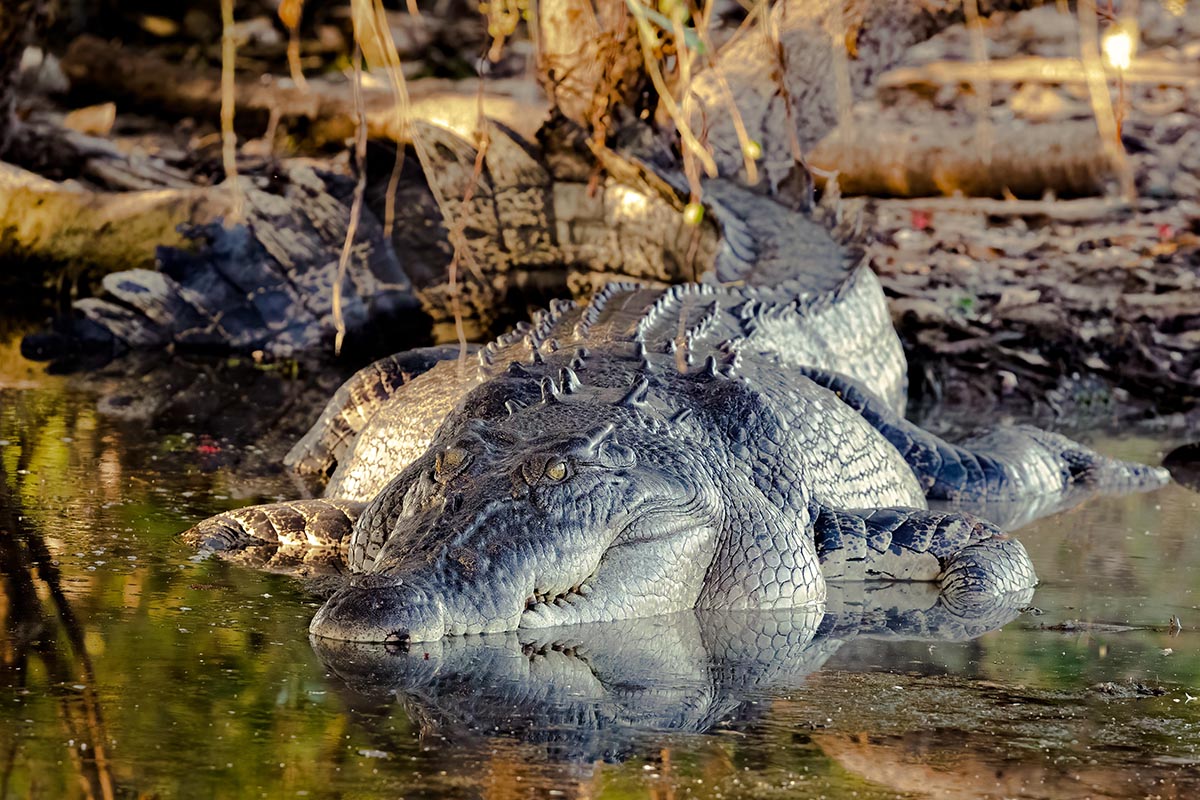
<box><xmin>284</xmin><ymin>345</ymin><xmax>475</xmax><ymax>477</ymax></box>
<box><xmin>182</xmin><ymin>498</ymin><xmax>366</xmax><ymax>573</ymax></box>
<box><xmin>1059</xmin><ymin>436</ymin><xmax>1172</xmax><ymax>492</ymax></box>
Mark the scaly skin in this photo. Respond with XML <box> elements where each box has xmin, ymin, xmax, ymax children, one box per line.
<box><xmin>185</xmin><ymin>264</ymin><xmax>1168</xmax><ymax>642</ymax></box>
<box><xmin>311</xmin><ymin>581</ymin><xmax>1034</xmax><ymax>764</ymax></box>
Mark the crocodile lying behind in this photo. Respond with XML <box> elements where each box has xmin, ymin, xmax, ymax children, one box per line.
<box><xmin>185</xmin><ymin>203</ymin><xmax>1169</xmax><ymax>641</ymax></box>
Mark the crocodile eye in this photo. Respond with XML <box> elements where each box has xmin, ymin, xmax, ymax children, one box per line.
<box><xmin>545</xmin><ymin>459</ymin><xmax>568</xmax><ymax>482</ymax></box>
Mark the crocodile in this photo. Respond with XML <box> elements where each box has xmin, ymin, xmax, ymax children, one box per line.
<box><xmin>184</xmin><ymin>210</ymin><xmax>1169</xmax><ymax>641</ymax></box>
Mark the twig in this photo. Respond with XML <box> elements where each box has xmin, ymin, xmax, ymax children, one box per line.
<box><xmin>448</xmin><ymin>132</ymin><xmax>490</xmax><ymax>363</ymax></box>
<box><xmin>1078</xmin><ymin>0</ymin><xmax>1134</xmax><ymax>201</ymax></box>
<box><xmin>352</xmin><ymin>0</ymin><xmax>485</xmax><ymax>361</ymax></box>
<box><xmin>332</xmin><ymin>44</ymin><xmax>369</xmax><ymax>356</ymax></box>
<box><xmin>690</xmin><ymin>0</ymin><xmax>760</xmax><ymax>184</ymax></box>
<box><xmin>278</xmin><ymin>0</ymin><xmax>309</xmax><ymax>91</ymax></box>
<box><xmin>873</xmin><ymin>196</ymin><xmax>1131</xmax><ymax>221</ymax></box>
<box><xmin>962</xmin><ymin>0</ymin><xmax>992</xmax><ymax>165</ymax></box>
<box><xmin>625</xmin><ymin>0</ymin><xmax>718</xmax><ymax>183</ymax></box>
<box><xmin>219</xmin><ymin>0</ymin><xmax>245</xmax><ymax>223</ymax></box>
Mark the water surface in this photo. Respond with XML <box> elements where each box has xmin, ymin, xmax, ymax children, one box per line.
<box><xmin>2</xmin><ymin>346</ymin><xmax>1199</xmax><ymax>799</ymax></box>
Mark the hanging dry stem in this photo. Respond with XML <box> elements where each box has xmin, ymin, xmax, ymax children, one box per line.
<box><xmin>332</xmin><ymin>43</ymin><xmax>369</xmax><ymax>356</ymax></box>
<box><xmin>962</xmin><ymin>0</ymin><xmax>993</xmax><ymax>164</ymax></box>
<box><xmin>219</xmin><ymin>0</ymin><xmax>245</xmax><ymax>223</ymax></box>
<box><xmin>278</xmin><ymin>0</ymin><xmax>310</xmax><ymax>91</ymax></box>
<box><xmin>1077</xmin><ymin>0</ymin><xmax>1135</xmax><ymax>199</ymax></box>
<box><xmin>350</xmin><ymin>0</ymin><xmax>488</xmax><ymax>359</ymax></box>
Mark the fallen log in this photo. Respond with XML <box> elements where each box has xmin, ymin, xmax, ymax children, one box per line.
<box><xmin>11</xmin><ymin>161</ymin><xmax>418</xmax><ymax>361</ymax></box>
<box><xmin>60</xmin><ymin>34</ymin><xmax>549</xmax><ymax>148</ymax></box>
<box><xmin>809</xmin><ymin>117</ymin><xmax>1112</xmax><ymax>198</ymax></box>
<box><xmin>877</xmin><ymin>56</ymin><xmax>1200</xmax><ymax>92</ymax></box>
<box><xmin>0</xmin><ymin>161</ymin><xmax>224</xmax><ymax>274</ymax></box>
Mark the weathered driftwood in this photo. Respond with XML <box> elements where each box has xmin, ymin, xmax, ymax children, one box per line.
<box><xmin>12</xmin><ymin>161</ymin><xmax>417</xmax><ymax>359</ymax></box>
<box><xmin>683</xmin><ymin>0</ymin><xmax>1048</xmax><ymax>190</ymax></box>
<box><xmin>60</xmin><ymin>35</ymin><xmax>549</xmax><ymax>148</ymax></box>
<box><xmin>809</xmin><ymin>117</ymin><xmax>1112</xmax><ymax>198</ymax></box>
<box><xmin>0</xmin><ymin>161</ymin><xmax>225</xmax><ymax>274</ymax></box>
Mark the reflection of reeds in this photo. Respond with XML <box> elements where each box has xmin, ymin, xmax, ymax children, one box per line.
<box><xmin>0</xmin><ymin>471</ymin><xmax>118</xmax><ymax>800</ymax></box>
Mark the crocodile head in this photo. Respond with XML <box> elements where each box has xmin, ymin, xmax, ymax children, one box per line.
<box><xmin>309</xmin><ymin>380</ymin><xmax>724</xmax><ymax>643</ymax></box>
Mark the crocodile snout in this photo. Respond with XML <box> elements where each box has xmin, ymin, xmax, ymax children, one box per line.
<box><xmin>309</xmin><ymin>576</ymin><xmax>446</xmax><ymax>643</ymax></box>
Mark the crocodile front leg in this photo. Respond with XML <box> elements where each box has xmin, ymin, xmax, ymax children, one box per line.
<box><xmin>812</xmin><ymin>504</ymin><xmax>1037</xmax><ymax>606</ymax></box>
<box><xmin>182</xmin><ymin>498</ymin><xmax>365</xmax><ymax>572</ymax></box>
<box><xmin>698</xmin><ymin>483</ymin><xmax>827</xmax><ymax>611</ymax></box>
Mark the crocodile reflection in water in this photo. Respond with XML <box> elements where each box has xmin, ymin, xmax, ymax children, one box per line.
<box><xmin>312</xmin><ymin>581</ymin><xmax>1032</xmax><ymax>764</ymax></box>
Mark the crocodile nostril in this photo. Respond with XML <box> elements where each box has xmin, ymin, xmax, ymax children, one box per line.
<box><xmin>385</xmin><ymin>630</ymin><xmax>411</xmax><ymax>652</ymax></box>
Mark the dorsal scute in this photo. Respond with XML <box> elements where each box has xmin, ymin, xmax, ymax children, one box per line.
<box><xmin>618</xmin><ymin>376</ymin><xmax>651</xmax><ymax>409</ymax></box>
<box><xmin>507</xmin><ymin>361</ymin><xmax>534</xmax><ymax>379</ymax></box>
<box><xmin>559</xmin><ymin>367</ymin><xmax>582</xmax><ymax>393</ymax></box>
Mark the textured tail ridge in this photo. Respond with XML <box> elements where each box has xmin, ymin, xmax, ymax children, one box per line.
<box><xmin>1060</xmin><ymin>441</ymin><xmax>1172</xmax><ymax>492</ymax></box>
<box><xmin>182</xmin><ymin>499</ymin><xmax>366</xmax><ymax>555</ymax></box>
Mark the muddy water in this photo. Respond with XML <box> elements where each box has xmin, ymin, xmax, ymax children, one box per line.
<box><xmin>2</xmin><ymin>346</ymin><xmax>1199</xmax><ymax>800</ymax></box>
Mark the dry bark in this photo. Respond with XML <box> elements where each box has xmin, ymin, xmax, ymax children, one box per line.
<box><xmin>60</xmin><ymin>35</ymin><xmax>549</xmax><ymax>149</ymax></box>
<box><xmin>684</xmin><ymin>0</ymin><xmax>1046</xmax><ymax>190</ymax></box>
<box><xmin>809</xmin><ymin>117</ymin><xmax>1111</xmax><ymax>198</ymax></box>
